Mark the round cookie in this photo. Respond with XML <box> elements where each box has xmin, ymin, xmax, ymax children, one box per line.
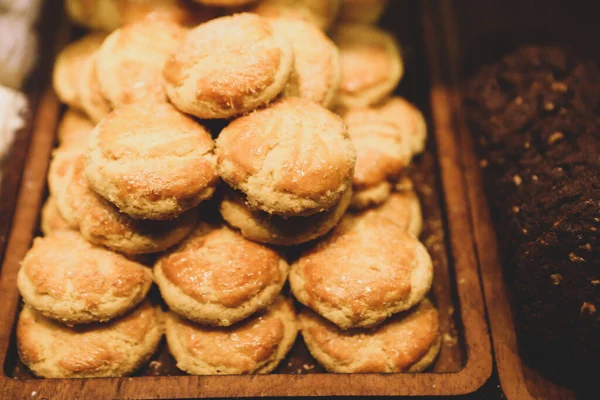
<box><xmin>358</xmin><ymin>182</ymin><xmax>423</xmax><ymax>237</ymax></box>
<box><xmin>166</xmin><ymin>296</ymin><xmax>298</xmax><ymax>375</ymax></box>
<box><xmin>216</xmin><ymin>98</ymin><xmax>356</xmax><ymax>216</ymax></box>
<box><xmin>64</xmin><ymin>152</ymin><xmax>198</xmax><ymax>255</ymax></box>
<box><xmin>154</xmin><ymin>222</ymin><xmax>289</xmax><ymax>326</ymax></box>
<box><xmin>17</xmin><ymin>230</ymin><xmax>153</xmax><ymax>325</ymax></box>
<box><xmin>341</xmin><ymin>96</ymin><xmax>427</xmax><ymax>156</ymax></box>
<box><xmin>65</xmin><ymin>0</ymin><xmax>216</xmax><ymax>32</ymax></box>
<box><xmin>47</xmin><ymin>145</ymin><xmax>84</xmax><ymax>228</ymax></box>
<box><xmin>77</xmin><ymin>53</ymin><xmax>112</xmax><ymax>123</ymax></box>
<box><xmin>85</xmin><ymin>102</ymin><xmax>218</xmax><ymax>220</ymax></box>
<box><xmin>96</xmin><ymin>19</ymin><xmax>185</xmax><ymax>107</ymax></box>
<box><xmin>289</xmin><ymin>213</ymin><xmax>433</xmax><ymax>329</ymax></box>
<box><xmin>338</xmin><ymin>0</ymin><xmax>388</xmax><ymax>24</ymax></box>
<box><xmin>194</xmin><ymin>0</ymin><xmax>257</xmax><ymax>5</ymax></box>
<box><xmin>52</xmin><ymin>33</ymin><xmax>106</xmax><ymax>109</ymax></box>
<box><xmin>40</xmin><ymin>196</ymin><xmax>72</xmax><ymax>236</ymax></box>
<box><xmin>220</xmin><ymin>186</ymin><xmax>352</xmax><ymax>246</ymax></box>
<box><xmin>163</xmin><ymin>13</ymin><xmax>294</xmax><ymax>119</ymax></box>
<box><xmin>17</xmin><ymin>300</ymin><xmax>163</xmax><ymax>378</ymax></box>
<box><xmin>57</xmin><ymin>109</ymin><xmax>94</xmax><ymax>147</ymax></box>
<box><xmin>332</xmin><ymin>23</ymin><xmax>403</xmax><ymax>108</ymax></box>
<box><xmin>268</xmin><ymin>18</ymin><xmax>340</xmax><ymax>108</ymax></box>
<box><xmin>299</xmin><ymin>299</ymin><xmax>441</xmax><ymax>373</ymax></box>
<box><xmin>249</xmin><ymin>0</ymin><xmax>341</xmax><ymax>31</ymax></box>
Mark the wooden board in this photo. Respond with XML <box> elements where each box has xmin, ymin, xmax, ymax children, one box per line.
<box><xmin>0</xmin><ymin>1</ymin><xmax>492</xmax><ymax>398</ymax></box>
<box><xmin>422</xmin><ymin>0</ymin><xmax>600</xmax><ymax>398</ymax></box>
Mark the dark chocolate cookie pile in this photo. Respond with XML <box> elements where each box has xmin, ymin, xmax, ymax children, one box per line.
<box><xmin>465</xmin><ymin>46</ymin><xmax>600</xmax><ymax>374</ymax></box>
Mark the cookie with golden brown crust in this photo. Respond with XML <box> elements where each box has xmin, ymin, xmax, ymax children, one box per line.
<box><xmin>85</xmin><ymin>102</ymin><xmax>218</xmax><ymax>220</ymax></box>
<box><xmin>66</xmin><ymin>0</ymin><xmax>217</xmax><ymax>32</ymax></box>
<box><xmin>77</xmin><ymin>53</ymin><xmax>112</xmax><ymax>124</ymax></box>
<box><xmin>17</xmin><ymin>300</ymin><xmax>163</xmax><ymax>378</ymax></box>
<box><xmin>216</xmin><ymin>98</ymin><xmax>356</xmax><ymax>216</ymax></box>
<box><xmin>17</xmin><ymin>230</ymin><xmax>153</xmax><ymax>325</ymax></box>
<box><xmin>163</xmin><ymin>13</ymin><xmax>293</xmax><ymax>119</ymax></box>
<box><xmin>268</xmin><ymin>18</ymin><xmax>340</xmax><ymax>108</ymax></box>
<box><xmin>47</xmin><ymin>146</ymin><xmax>84</xmax><ymax>229</ymax></box>
<box><xmin>63</xmin><ymin>152</ymin><xmax>198</xmax><ymax>255</ymax></box>
<box><xmin>289</xmin><ymin>213</ymin><xmax>433</xmax><ymax>329</ymax></box>
<box><xmin>300</xmin><ymin>299</ymin><xmax>440</xmax><ymax>373</ymax></box>
<box><xmin>219</xmin><ymin>186</ymin><xmax>351</xmax><ymax>245</ymax></box>
<box><xmin>154</xmin><ymin>222</ymin><xmax>288</xmax><ymax>326</ymax></box>
<box><xmin>332</xmin><ymin>24</ymin><xmax>403</xmax><ymax>108</ymax></box>
<box><xmin>96</xmin><ymin>19</ymin><xmax>185</xmax><ymax>107</ymax></box>
<box><xmin>57</xmin><ymin>109</ymin><xmax>95</xmax><ymax>148</ymax></box>
<box><xmin>165</xmin><ymin>296</ymin><xmax>297</xmax><ymax>375</ymax></box>
<box><xmin>52</xmin><ymin>33</ymin><xmax>106</xmax><ymax>110</ymax></box>
<box><xmin>338</xmin><ymin>0</ymin><xmax>388</xmax><ymax>24</ymax></box>
<box><xmin>358</xmin><ymin>181</ymin><xmax>423</xmax><ymax>237</ymax></box>
<box><xmin>40</xmin><ymin>196</ymin><xmax>73</xmax><ymax>236</ymax></box>
<box><xmin>249</xmin><ymin>0</ymin><xmax>341</xmax><ymax>31</ymax></box>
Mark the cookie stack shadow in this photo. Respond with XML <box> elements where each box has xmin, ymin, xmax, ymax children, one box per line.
<box><xmin>16</xmin><ymin>0</ymin><xmax>442</xmax><ymax>378</ymax></box>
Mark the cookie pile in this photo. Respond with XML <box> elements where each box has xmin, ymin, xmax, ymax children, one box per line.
<box><xmin>16</xmin><ymin>0</ymin><xmax>440</xmax><ymax>378</ymax></box>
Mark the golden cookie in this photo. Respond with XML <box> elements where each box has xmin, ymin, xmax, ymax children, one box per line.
<box><xmin>359</xmin><ymin>180</ymin><xmax>422</xmax><ymax>237</ymax></box>
<box><xmin>268</xmin><ymin>18</ymin><xmax>340</xmax><ymax>108</ymax></box>
<box><xmin>338</xmin><ymin>0</ymin><xmax>388</xmax><ymax>24</ymax></box>
<box><xmin>47</xmin><ymin>146</ymin><xmax>83</xmax><ymax>228</ymax></box>
<box><xmin>300</xmin><ymin>299</ymin><xmax>440</xmax><ymax>373</ymax></box>
<box><xmin>77</xmin><ymin>53</ymin><xmax>113</xmax><ymax>123</ymax></box>
<box><xmin>249</xmin><ymin>0</ymin><xmax>341</xmax><ymax>31</ymax></box>
<box><xmin>166</xmin><ymin>296</ymin><xmax>297</xmax><ymax>374</ymax></box>
<box><xmin>40</xmin><ymin>196</ymin><xmax>72</xmax><ymax>236</ymax></box>
<box><xmin>52</xmin><ymin>33</ymin><xmax>106</xmax><ymax>109</ymax></box>
<box><xmin>85</xmin><ymin>102</ymin><xmax>218</xmax><ymax>220</ymax></box>
<box><xmin>66</xmin><ymin>0</ymin><xmax>216</xmax><ymax>32</ymax></box>
<box><xmin>333</xmin><ymin>23</ymin><xmax>403</xmax><ymax>108</ymax></box>
<box><xmin>194</xmin><ymin>0</ymin><xmax>257</xmax><ymax>6</ymax></box>
<box><xmin>216</xmin><ymin>98</ymin><xmax>356</xmax><ymax>216</ymax></box>
<box><xmin>163</xmin><ymin>13</ymin><xmax>293</xmax><ymax>119</ymax></box>
<box><xmin>154</xmin><ymin>222</ymin><xmax>288</xmax><ymax>326</ymax></box>
<box><xmin>57</xmin><ymin>109</ymin><xmax>94</xmax><ymax>147</ymax></box>
<box><xmin>96</xmin><ymin>19</ymin><xmax>185</xmax><ymax>107</ymax></box>
<box><xmin>341</xmin><ymin>96</ymin><xmax>427</xmax><ymax>155</ymax></box>
<box><xmin>220</xmin><ymin>186</ymin><xmax>351</xmax><ymax>245</ymax></box>
<box><xmin>17</xmin><ymin>230</ymin><xmax>153</xmax><ymax>325</ymax></box>
<box><xmin>17</xmin><ymin>300</ymin><xmax>163</xmax><ymax>378</ymax></box>
<box><xmin>63</xmin><ymin>152</ymin><xmax>198</xmax><ymax>255</ymax></box>
<box><xmin>289</xmin><ymin>213</ymin><xmax>433</xmax><ymax>329</ymax></box>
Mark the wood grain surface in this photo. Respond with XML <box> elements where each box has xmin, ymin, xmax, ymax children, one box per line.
<box><xmin>0</xmin><ymin>1</ymin><xmax>493</xmax><ymax>398</ymax></box>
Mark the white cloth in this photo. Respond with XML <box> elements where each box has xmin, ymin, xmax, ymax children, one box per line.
<box><xmin>0</xmin><ymin>84</ymin><xmax>27</xmax><ymax>163</ymax></box>
<box><xmin>0</xmin><ymin>15</ymin><xmax>38</xmax><ymax>90</ymax></box>
<box><xmin>0</xmin><ymin>0</ymin><xmax>43</xmax><ymax>24</ymax></box>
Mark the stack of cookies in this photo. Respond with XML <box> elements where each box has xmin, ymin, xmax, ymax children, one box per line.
<box><xmin>16</xmin><ymin>0</ymin><xmax>440</xmax><ymax>378</ymax></box>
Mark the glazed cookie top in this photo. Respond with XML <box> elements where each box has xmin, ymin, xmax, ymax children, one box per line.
<box><xmin>163</xmin><ymin>13</ymin><xmax>294</xmax><ymax>119</ymax></box>
<box><xmin>156</xmin><ymin>222</ymin><xmax>288</xmax><ymax>309</ymax></box>
<box><xmin>332</xmin><ymin>23</ymin><xmax>403</xmax><ymax>108</ymax></box>
<box><xmin>290</xmin><ymin>212</ymin><xmax>433</xmax><ymax>329</ymax></box>
<box><xmin>96</xmin><ymin>18</ymin><xmax>186</xmax><ymax>107</ymax></box>
<box><xmin>299</xmin><ymin>298</ymin><xmax>440</xmax><ymax>373</ymax></box>
<box><xmin>166</xmin><ymin>296</ymin><xmax>297</xmax><ymax>374</ymax></box>
<box><xmin>17</xmin><ymin>300</ymin><xmax>163</xmax><ymax>378</ymax></box>
<box><xmin>85</xmin><ymin>101</ymin><xmax>218</xmax><ymax>220</ymax></box>
<box><xmin>268</xmin><ymin>18</ymin><xmax>340</xmax><ymax>108</ymax></box>
<box><xmin>216</xmin><ymin>98</ymin><xmax>356</xmax><ymax>216</ymax></box>
<box><xmin>18</xmin><ymin>231</ymin><xmax>153</xmax><ymax>324</ymax></box>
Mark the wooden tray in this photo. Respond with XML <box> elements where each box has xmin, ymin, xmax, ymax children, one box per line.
<box><xmin>0</xmin><ymin>1</ymin><xmax>492</xmax><ymax>398</ymax></box>
<box><xmin>424</xmin><ymin>0</ymin><xmax>600</xmax><ymax>399</ymax></box>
